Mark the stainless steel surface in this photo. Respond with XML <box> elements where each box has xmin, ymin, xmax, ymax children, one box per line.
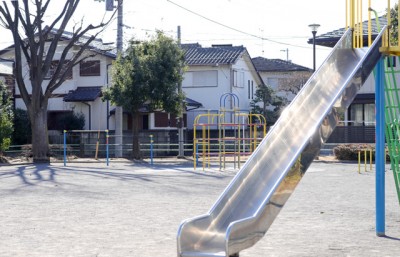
<box><xmin>177</xmin><ymin>28</ymin><xmax>385</xmax><ymax>257</ymax></box>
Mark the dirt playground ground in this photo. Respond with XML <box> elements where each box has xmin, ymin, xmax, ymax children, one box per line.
<box><xmin>0</xmin><ymin>159</ymin><xmax>399</xmax><ymax>256</ymax></box>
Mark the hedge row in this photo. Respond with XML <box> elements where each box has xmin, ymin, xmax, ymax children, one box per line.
<box><xmin>332</xmin><ymin>144</ymin><xmax>390</xmax><ymax>161</ymax></box>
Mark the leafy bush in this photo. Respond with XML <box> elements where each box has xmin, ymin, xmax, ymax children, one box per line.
<box><xmin>0</xmin><ymin>137</ymin><xmax>11</xmax><ymax>153</ymax></box>
<box><xmin>333</xmin><ymin>144</ymin><xmax>389</xmax><ymax>161</ymax></box>
<box><xmin>12</xmin><ymin>108</ymin><xmax>31</xmax><ymax>145</ymax></box>
<box><xmin>0</xmin><ymin>82</ymin><xmax>13</xmax><ymax>154</ymax></box>
<box><xmin>58</xmin><ymin>112</ymin><xmax>85</xmax><ymax>131</ymax></box>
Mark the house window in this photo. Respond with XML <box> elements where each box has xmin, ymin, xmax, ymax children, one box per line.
<box><xmin>233</xmin><ymin>70</ymin><xmax>244</xmax><ymax>88</ymax></box>
<box><xmin>182</xmin><ymin>71</ymin><xmax>218</xmax><ymax>87</ymax></box>
<box><xmin>142</xmin><ymin>115</ymin><xmax>149</xmax><ymax>130</ymax></box>
<box><xmin>247</xmin><ymin>80</ymin><xmax>251</xmax><ymax>99</ymax></box>
<box><xmin>154</xmin><ymin>113</ymin><xmax>186</xmax><ymax>128</ymax></box>
<box><xmin>80</xmin><ymin>60</ymin><xmax>101</xmax><ymax>76</ymax></box>
<box><xmin>349</xmin><ymin>103</ymin><xmax>375</xmax><ymax>126</ymax></box>
<box><xmin>45</xmin><ymin>60</ymin><xmax>73</xmax><ymax>80</ymax></box>
<box><xmin>155</xmin><ymin>113</ymin><xmax>170</xmax><ymax>127</ymax></box>
<box><xmin>251</xmin><ymin>81</ymin><xmax>254</xmax><ymax>100</ymax></box>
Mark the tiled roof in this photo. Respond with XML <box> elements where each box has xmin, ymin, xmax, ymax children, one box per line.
<box><xmin>109</xmin><ymin>97</ymin><xmax>203</xmax><ymax>114</ymax></box>
<box><xmin>185</xmin><ymin>97</ymin><xmax>203</xmax><ymax>110</ymax></box>
<box><xmin>183</xmin><ymin>44</ymin><xmax>246</xmax><ymax>65</ymax></box>
<box><xmin>0</xmin><ymin>27</ymin><xmax>117</xmax><ymax>58</ymax></box>
<box><xmin>252</xmin><ymin>57</ymin><xmax>312</xmax><ymax>72</ymax></box>
<box><xmin>311</xmin><ymin>16</ymin><xmax>387</xmax><ymax>47</ymax></box>
<box><xmin>52</xmin><ymin>27</ymin><xmax>117</xmax><ymax>58</ymax></box>
<box><xmin>64</xmin><ymin>86</ymin><xmax>102</xmax><ymax>102</ymax></box>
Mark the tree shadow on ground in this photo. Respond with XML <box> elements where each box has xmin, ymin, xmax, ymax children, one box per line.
<box><xmin>0</xmin><ymin>164</ymin><xmax>57</xmax><ymax>186</ymax></box>
<box><xmin>0</xmin><ymin>161</ymin><xmax>233</xmax><ymax>191</ymax></box>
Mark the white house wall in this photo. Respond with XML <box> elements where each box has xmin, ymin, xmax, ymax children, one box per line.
<box><xmin>183</xmin><ymin>65</ymin><xmax>231</xmax><ymax>111</ymax></box>
<box><xmin>358</xmin><ymin>70</ymin><xmax>375</xmax><ymax>94</ymax></box>
<box><xmin>183</xmin><ymin>55</ymin><xmax>260</xmax><ymax>129</ymax></box>
<box><xmin>231</xmin><ymin>56</ymin><xmax>257</xmax><ymax>111</ymax></box>
<box><xmin>4</xmin><ymin>42</ymin><xmax>112</xmax><ymax>94</ymax></box>
<box><xmin>2</xmin><ymin>41</ymin><xmax>114</xmax><ymax>131</ymax></box>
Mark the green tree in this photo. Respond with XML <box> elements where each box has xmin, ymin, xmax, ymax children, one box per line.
<box><xmin>250</xmin><ymin>84</ymin><xmax>286</xmax><ymax>125</ymax></box>
<box><xmin>0</xmin><ymin>82</ymin><xmax>13</xmax><ymax>155</ymax></box>
<box><xmin>104</xmin><ymin>32</ymin><xmax>186</xmax><ymax>159</ymax></box>
<box><xmin>390</xmin><ymin>4</ymin><xmax>399</xmax><ymax>46</ymax></box>
<box><xmin>0</xmin><ymin>0</ymin><xmax>117</xmax><ymax>163</ymax></box>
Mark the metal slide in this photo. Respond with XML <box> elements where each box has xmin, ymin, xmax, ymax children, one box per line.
<box><xmin>177</xmin><ymin>28</ymin><xmax>385</xmax><ymax>257</ymax></box>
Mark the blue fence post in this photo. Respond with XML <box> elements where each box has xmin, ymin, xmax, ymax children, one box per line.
<box><xmin>375</xmin><ymin>57</ymin><xmax>385</xmax><ymax>236</ymax></box>
<box><xmin>106</xmin><ymin>130</ymin><xmax>109</xmax><ymax>166</ymax></box>
<box><xmin>150</xmin><ymin>134</ymin><xmax>154</xmax><ymax>165</ymax></box>
<box><xmin>63</xmin><ymin>130</ymin><xmax>67</xmax><ymax>167</ymax></box>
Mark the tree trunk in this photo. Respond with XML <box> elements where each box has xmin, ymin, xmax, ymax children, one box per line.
<box><xmin>30</xmin><ymin>107</ymin><xmax>50</xmax><ymax>163</ymax></box>
<box><xmin>131</xmin><ymin>112</ymin><xmax>141</xmax><ymax>159</ymax></box>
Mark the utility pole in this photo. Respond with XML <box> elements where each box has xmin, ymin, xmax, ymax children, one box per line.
<box><xmin>115</xmin><ymin>0</ymin><xmax>124</xmax><ymax>157</ymax></box>
<box><xmin>177</xmin><ymin>26</ymin><xmax>184</xmax><ymax>158</ymax></box>
<box><xmin>280</xmin><ymin>48</ymin><xmax>289</xmax><ymax>62</ymax></box>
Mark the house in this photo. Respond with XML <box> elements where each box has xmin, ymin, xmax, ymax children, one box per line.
<box><xmin>311</xmin><ymin>16</ymin><xmax>391</xmax><ymax>143</ymax></box>
<box><xmin>182</xmin><ymin>43</ymin><xmax>263</xmax><ymax>128</ymax></box>
<box><xmin>251</xmin><ymin>57</ymin><xmax>313</xmax><ymax>103</ymax></box>
<box><xmin>0</xmin><ymin>30</ymin><xmax>117</xmax><ymax>133</ymax></box>
<box><xmin>0</xmin><ymin>29</ymin><xmax>205</xmax><ymax>135</ymax></box>
<box><xmin>0</xmin><ymin>58</ymin><xmax>14</xmax><ymax>96</ymax></box>
<box><xmin>1</xmin><ymin>32</ymin><xmax>264</xmax><ymax>139</ymax></box>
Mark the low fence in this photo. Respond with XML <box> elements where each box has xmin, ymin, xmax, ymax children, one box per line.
<box><xmin>5</xmin><ymin>130</ymin><xmax>194</xmax><ymax>159</ymax></box>
<box><xmin>327</xmin><ymin>125</ymin><xmax>375</xmax><ymax>143</ymax></box>
<box><xmin>5</xmin><ymin>125</ymin><xmax>379</xmax><ymax>159</ymax></box>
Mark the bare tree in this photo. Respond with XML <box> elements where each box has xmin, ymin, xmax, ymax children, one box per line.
<box><xmin>0</xmin><ymin>0</ymin><xmax>117</xmax><ymax>162</ymax></box>
<box><xmin>278</xmin><ymin>71</ymin><xmax>312</xmax><ymax>96</ymax></box>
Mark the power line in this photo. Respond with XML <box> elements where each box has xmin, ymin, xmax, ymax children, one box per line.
<box><xmin>166</xmin><ymin>0</ymin><xmax>311</xmax><ymax>49</ymax></box>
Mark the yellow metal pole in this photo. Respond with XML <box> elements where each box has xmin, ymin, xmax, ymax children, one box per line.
<box><xmin>370</xmin><ymin>149</ymin><xmax>373</xmax><ymax>171</ymax></box>
<box><xmin>388</xmin><ymin>0</ymin><xmax>391</xmax><ymax>29</ymax></box>
<box><xmin>207</xmin><ymin>123</ymin><xmax>210</xmax><ymax>169</ymax></box>
<box><xmin>249</xmin><ymin>114</ymin><xmax>253</xmax><ymax>152</ymax></box>
<box><xmin>355</xmin><ymin>0</ymin><xmax>358</xmax><ymax>48</ymax></box>
<box><xmin>351</xmin><ymin>0</ymin><xmax>355</xmax><ymax>28</ymax></box>
<box><xmin>368</xmin><ymin>0</ymin><xmax>372</xmax><ymax>46</ymax></box>
<box><xmin>219</xmin><ymin>114</ymin><xmax>223</xmax><ymax>171</ymax></box>
<box><xmin>222</xmin><ymin>119</ymin><xmax>226</xmax><ymax>170</ymax></box>
<box><xmin>95</xmin><ymin>130</ymin><xmax>100</xmax><ymax>160</ymax></box>
<box><xmin>207</xmin><ymin>112</ymin><xmax>210</xmax><ymax>169</ymax></box>
<box><xmin>202</xmin><ymin>125</ymin><xmax>206</xmax><ymax>171</ymax></box>
<box><xmin>398</xmin><ymin>0</ymin><xmax>400</xmax><ymax>47</ymax></box>
<box><xmin>263</xmin><ymin>123</ymin><xmax>266</xmax><ymax>137</ymax></box>
<box><xmin>358</xmin><ymin>150</ymin><xmax>361</xmax><ymax>174</ymax></box>
<box><xmin>351</xmin><ymin>0</ymin><xmax>356</xmax><ymax>48</ymax></box>
<box><xmin>194</xmin><ymin>125</ymin><xmax>197</xmax><ymax>170</ymax></box>
<box><xmin>360</xmin><ymin>0</ymin><xmax>363</xmax><ymax>47</ymax></box>
<box><xmin>364</xmin><ymin>149</ymin><xmax>367</xmax><ymax>172</ymax></box>
<box><xmin>359</xmin><ymin>0</ymin><xmax>364</xmax><ymax>47</ymax></box>
<box><xmin>253</xmin><ymin>123</ymin><xmax>257</xmax><ymax>151</ymax></box>
<box><xmin>357</xmin><ymin>0</ymin><xmax>362</xmax><ymax>48</ymax></box>
<box><xmin>346</xmin><ymin>0</ymin><xmax>349</xmax><ymax>29</ymax></box>
<box><xmin>238</xmin><ymin>124</ymin><xmax>241</xmax><ymax>169</ymax></box>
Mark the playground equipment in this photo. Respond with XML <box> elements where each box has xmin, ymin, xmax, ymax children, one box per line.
<box><xmin>358</xmin><ymin>148</ymin><xmax>374</xmax><ymax>173</ymax></box>
<box><xmin>382</xmin><ymin>46</ymin><xmax>400</xmax><ymax>205</ymax></box>
<box><xmin>193</xmin><ymin>93</ymin><xmax>266</xmax><ymax>171</ymax></box>
<box><xmin>178</xmin><ymin>1</ymin><xmax>395</xmax><ymax>256</ymax></box>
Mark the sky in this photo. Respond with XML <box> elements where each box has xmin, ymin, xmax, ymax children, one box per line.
<box><xmin>0</xmin><ymin>0</ymin><xmax>394</xmax><ymax>69</ymax></box>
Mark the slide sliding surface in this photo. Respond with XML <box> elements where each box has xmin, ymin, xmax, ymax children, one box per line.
<box><xmin>177</xmin><ymin>28</ymin><xmax>385</xmax><ymax>257</ymax></box>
